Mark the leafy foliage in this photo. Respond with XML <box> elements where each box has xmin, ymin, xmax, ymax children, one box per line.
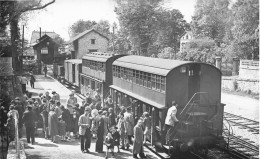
<box><xmin>114</xmin><ymin>0</ymin><xmax>188</xmax><ymax>56</ymax></box>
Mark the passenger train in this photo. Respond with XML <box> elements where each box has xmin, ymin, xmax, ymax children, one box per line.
<box><xmin>53</xmin><ymin>52</ymin><xmax>225</xmax><ymax>157</ymax></box>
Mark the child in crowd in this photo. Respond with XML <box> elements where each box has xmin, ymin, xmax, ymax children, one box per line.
<box><xmin>105</xmin><ymin>132</ymin><xmax>114</xmax><ymax>159</ymax></box>
<box><xmin>112</xmin><ymin>126</ymin><xmax>120</xmax><ymax>153</ymax></box>
<box><xmin>58</xmin><ymin>116</ymin><xmax>66</xmax><ymax>141</ymax></box>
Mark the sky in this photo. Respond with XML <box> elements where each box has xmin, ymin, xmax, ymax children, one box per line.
<box><xmin>24</xmin><ymin>0</ymin><xmax>196</xmax><ymax>42</ymax></box>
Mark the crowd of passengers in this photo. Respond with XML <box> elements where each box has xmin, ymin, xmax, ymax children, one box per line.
<box><xmin>4</xmin><ymin>89</ymin><xmax>152</xmax><ymax>159</ymax></box>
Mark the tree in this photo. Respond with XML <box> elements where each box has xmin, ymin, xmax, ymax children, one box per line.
<box><xmin>191</xmin><ymin>0</ymin><xmax>231</xmax><ymax>43</ymax></box>
<box><xmin>114</xmin><ymin>0</ymin><xmax>163</xmax><ymax>56</ymax></box>
<box><xmin>230</xmin><ymin>0</ymin><xmax>259</xmax><ymax>59</ymax></box>
<box><xmin>0</xmin><ymin>0</ymin><xmax>55</xmax><ymax>73</ymax></box>
<box><xmin>151</xmin><ymin>8</ymin><xmax>189</xmax><ymax>56</ymax></box>
<box><xmin>69</xmin><ymin>20</ymin><xmax>97</xmax><ymax>37</ymax></box>
<box><xmin>53</xmin><ymin>35</ymin><xmax>65</xmax><ymax>47</ymax></box>
<box><xmin>176</xmin><ymin>38</ymin><xmax>223</xmax><ymax>64</ymax></box>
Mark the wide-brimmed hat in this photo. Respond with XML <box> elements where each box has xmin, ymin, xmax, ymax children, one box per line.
<box><xmin>15</xmin><ymin>97</ymin><xmax>20</xmax><ymax>100</ymax></box>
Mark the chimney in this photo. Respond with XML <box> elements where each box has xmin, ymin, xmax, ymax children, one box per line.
<box><xmin>40</xmin><ymin>27</ymin><xmax>41</xmax><ymax>39</ymax></box>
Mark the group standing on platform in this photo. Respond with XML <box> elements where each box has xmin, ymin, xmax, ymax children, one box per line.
<box><xmin>2</xmin><ymin>73</ymin><xmax>182</xmax><ymax>159</ymax></box>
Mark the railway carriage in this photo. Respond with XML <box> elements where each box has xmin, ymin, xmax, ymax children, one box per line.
<box><xmin>80</xmin><ymin>52</ymin><xmax>126</xmax><ymax>102</ymax></box>
<box><xmin>109</xmin><ymin>55</ymin><xmax>225</xmax><ymax>156</ymax></box>
<box><xmin>64</xmin><ymin>59</ymin><xmax>82</xmax><ymax>87</ymax></box>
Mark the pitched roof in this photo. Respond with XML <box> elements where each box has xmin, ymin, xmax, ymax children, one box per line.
<box><xmin>30</xmin><ymin>31</ymin><xmax>59</xmax><ymax>45</ymax></box>
<box><xmin>180</xmin><ymin>31</ymin><xmax>193</xmax><ymax>38</ymax></box>
<box><xmin>67</xmin><ymin>29</ymin><xmax>109</xmax><ymax>43</ymax></box>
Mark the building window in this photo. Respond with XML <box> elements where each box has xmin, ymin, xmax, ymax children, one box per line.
<box><xmin>89</xmin><ymin>49</ymin><xmax>98</xmax><ymax>53</ymax></box>
<box><xmin>91</xmin><ymin>39</ymin><xmax>96</xmax><ymax>44</ymax></box>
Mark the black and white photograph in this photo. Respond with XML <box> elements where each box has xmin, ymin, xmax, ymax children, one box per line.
<box><xmin>0</xmin><ymin>0</ymin><xmax>259</xmax><ymax>158</ymax></box>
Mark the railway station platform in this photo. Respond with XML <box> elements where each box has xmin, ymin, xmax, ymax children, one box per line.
<box><xmin>21</xmin><ymin>75</ymin><xmax>160</xmax><ymax>159</ymax></box>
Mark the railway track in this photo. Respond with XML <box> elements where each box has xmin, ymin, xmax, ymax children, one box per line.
<box><xmin>224</xmin><ymin>112</ymin><xmax>259</xmax><ymax>134</ymax></box>
<box><xmin>223</xmin><ymin>112</ymin><xmax>259</xmax><ymax>159</ymax></box>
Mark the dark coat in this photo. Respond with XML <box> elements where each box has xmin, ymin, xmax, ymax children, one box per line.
<box><xmin>61</xmin><ymin>108</ymin><xmax>72</xmax><ymax>132</ymax></box>
<box><xmin>22</xmin><ymin>110</ymin><xmax>36</xmax><ymax>128</ymax></box>
<box><xmin>109</xmin><ymin>112</ymin><xmax>116</xmax><ymax>127</ymax></box>
<box><xmin>112</xmin><ymin>130</ymin><xmax>120</xmax><ymax>146</ymax></box>
<box><xmin>96</xmin><ymin>117</ymin><xmax>104</xmax><ymax>152</ymax></box>
<box><xmin>133</xmin><ymin>124</ymin><xmax>144</xmax><ymax>154</ymax></box>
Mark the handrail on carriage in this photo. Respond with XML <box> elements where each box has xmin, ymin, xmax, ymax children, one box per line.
<box><xmin>179</xmin><ymin>92</ymin><xmax>209</xmax><ymax>118</ymax></box>
<box><xmin>167</xmin><ymin>92</ymin><xmax>213</xmax><ymax>147</ymax></box>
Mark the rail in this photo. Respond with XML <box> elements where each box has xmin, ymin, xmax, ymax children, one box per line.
<box><xmin>222</xmin><ymin>113</ymin><xmax>259</xmax><ymax>159</ymax></box>
<box><xmin>223</xmin><ymin>115</ymin><xmax>234</xmax><ymax>151</ymax></box>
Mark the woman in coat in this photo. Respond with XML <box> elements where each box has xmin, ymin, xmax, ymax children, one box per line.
<box><xmin>124</xmin><ymin>107</ymin><xmax>134</xmax><ymax>146</ymax></box>
<box><xmin>48</xmin><ymin>108</ymin><xmax>59</xmax><ymax>143</ymax></box>
<box><xmin>133</xmin><ymin>119</ymin><xmax>146</xmax><ymax>159</ymax></box>
<box><xmin>95</xmin><ymin>112</ymin><xmax>104</xmax><ymax>152</ymax></box>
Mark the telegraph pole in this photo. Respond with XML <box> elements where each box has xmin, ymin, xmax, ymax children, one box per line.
<box><xmin>112</xmin><ymin>26</ymin><xmax>115</xmax><ymax>53</ymax></box>
<box><xmin>21</xmin><ymin>25</ymin><xmax>24</xmax><ymax>72</ymax></box>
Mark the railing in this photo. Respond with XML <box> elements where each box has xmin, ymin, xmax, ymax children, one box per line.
<box><xmin>14</xmin><ymin>112</ymin><xmax>20</xmax><ymax>159</ymax></box>
<box><xmin>6</xmin><ymin>110</ymin><xmax>20</xmax><ymax>159</ymax></box>
<box><xmin>223</xmin><ymin>116</ymin><xmax>234</xmax><ymax>151</ymax></box>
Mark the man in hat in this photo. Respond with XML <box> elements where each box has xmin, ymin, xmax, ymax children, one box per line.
<box><xmin>164</xmin><ymin>101</ymin><xmax>179</xmax><ymax>144</ymax></box>
<box><xmin>133</xmin><ymin>119</ymin><xmax>146</xmax><ymax>159</ymax></box>
<box><xmin>124</xmin><ymin>106</ymin><xmax>134</xmax><ymax>148</ymax></box>
<box><xmin>78</xmin><ymin>106</ymin><xmax>92</xmax><ymax>153</ymax></box>
<box><xmin>22</xmin><ymin>105</ymin><xmax>36</xmax><ymax>144</ymax></box>
<box><xmin>52</xmin><ymin>91</ymin><xmax>60</xmax><ymax>102</ymax></box>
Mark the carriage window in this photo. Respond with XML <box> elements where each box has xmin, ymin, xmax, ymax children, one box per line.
<box><xmin>117</xmin><ymin>66</ymin><xmax>120</xmax><ymax>78</ymax></box>
<box><xmin>151</xmin><ymin>74</ymin><xmax>156</xmax><ymax>89</ymax></box>
<box><xmin>147</xmin><ymin>73</ymin><xmax>151</xmax><ymax>88</ymax></box>
<box><xmin>123</xmin><ymin>68</ymin><xmax>127</xmax><ymax>80</ymax></box>
<box><xmin>161</xmin><ymin>76</ymin><xmax>166</xmax><ymax>93</ymax></box>
<box><xmin>113</xmin><ymin>66</ymin><xmax>116</xmax><ymax>77</ymax></box>
<box><xmin>133</xmin><ymin>70</ymin><xmax>136</xmax><ymax>83</ymax></box>
<box><xmin>136</xmin><ymin>70</ymin><xmax>140</xmax><ymax>85</ymax></box>
<box><xmin>129</xmin><ymin>69</ymin><xmax>133</xmax><ymax>82</ymax></box>
<box><xmin>120</xmin><ymin>67</ymin><xmax>124</xmax><ymax>79</ymax></box>
<box><xmin>143</xmin><ymin>72</ymin><xmax>147</xmax><ymax>87</ymax></box>
<box><xmin>125</xmin><ymin>68</ymin><xmax>129</xmax><ymax>81</ymax></box>
<box><xmin>86</xmin><ymin>78</ymin><xmax>90</xmax><ymax>86</ymax></box>
<box><xmin>81</xmin><ymin>76</ymin><xmax>84</xmax><ymax>85</ymax></box>
<box><xmin>156</xmin><ymin>75</ymin><xmax>161</xmax><ymax>90</ymax></box>
<box><xmin>140</xmin><ymin>71</ymin><xmax>143</xmax><ymax>86</ymax></box>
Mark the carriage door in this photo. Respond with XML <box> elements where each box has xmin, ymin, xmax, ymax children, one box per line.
<box><xmin>187</xmin><ymin>64</ymin><xmax>201</xmax><ymax>101</ymax></box>
<box><xmin>72</xmin><ymin>64</ymin><xmax>75</xmax><ymax>83</ymax></box>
